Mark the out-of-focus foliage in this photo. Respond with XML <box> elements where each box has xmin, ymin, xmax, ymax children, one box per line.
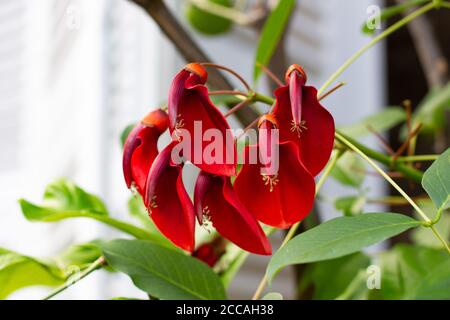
<box><xmin>186</xmin><ymin>0</ymin><xmax>233</xmax><ymax>35</ymax></box>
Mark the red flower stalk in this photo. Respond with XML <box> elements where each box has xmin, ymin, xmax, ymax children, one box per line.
<box><xmin>272</xmin><ymin>64</ymin><xmax>335</xmax><ymax>176</ymax></box>
<box><xmin>194</xmin><ymin>171</ymin><xmax>271</xmax><ymax>255</ymax></box>
<box><xmin>145</xmin><ymin>142</ymin><xmax>195</xmax><ymax>252</ymax></box>
<box><xmin>168</xmin><ymin>63</ymin><xmax>237</xmax><ymax>176</ymax></box>
<box><xmin>123</xmin><ymin>109</ymin><xmax>169</xmax><ymax>195</ymax></box>
<box><xmin>234</xmin><ymin>115</ymin><xmax>315</xmax><ymax>229</ymax></box>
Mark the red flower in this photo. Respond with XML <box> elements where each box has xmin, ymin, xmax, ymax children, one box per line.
<box><xmin>194</xmin><ymin>171</ymin><xmax>271</xmax><ymax>255</ymax></box>
<box><xmin>168</xmin><ymin>63</ymin><xmax>236</xmax><ymax>176</ymax></box>
<box><xmin>123</xmin><ymin>109</ymin><xmax>168</xmax><ymax>195</ymax></box>
<box><xmin>192</xmin><ymin>244</ymin><xmax>220</xmax><ymax>267</ymax></box>
<box><xmin>145</xmin><ymin>142</ymin><xmax>195</xmax><ymax>252</ymax></box>
<box><xmin>272</xmin><ymin>64</ymin><xmax>335</xmax><ymax>176</ymax></box>
<box><xmin>234</xmin><ymin>115</ymin><xmax>315</xmax><ymax>229</ymax></box>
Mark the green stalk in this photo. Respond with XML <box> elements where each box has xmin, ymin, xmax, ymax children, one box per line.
<box><xmin>317</xmin><ymin>2</ymin><xmax>436</xmax><ymax>96</ymax></box>
<box><xmin>43</xmin><ymin>256</ymin><xmax>106</xmax><ymax>300</ymax></box>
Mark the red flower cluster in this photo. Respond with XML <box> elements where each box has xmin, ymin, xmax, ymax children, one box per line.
<box><xmin>235</xmin><ymin>64</ymin><xmax>335</xmax><ymax>228</ymax></box>
<box><xmin>123</xmin><ymin>63</ymin><xmax>334</xmax><ymax>256</ymax></box>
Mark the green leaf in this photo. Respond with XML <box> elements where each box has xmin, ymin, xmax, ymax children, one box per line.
<box><xmin>19</xmin><ymin>179</ymin><xmax>156</xmax><ymax>241</ymax></box>
<box><xmin>422</xmin><ymin>148</ymin><xmax>450</xmax><ymax>213</ymax></box>
<box><xmin>411</xmin><ymin>82</ymin><xmax>450</xmax><ymax>133</ymax></box>
<box><xmin>335</xmin><ymin>195</ymin><xmax>366</xmax><ymax>216</ymax></box>
<box><xmin>185</xmin><ymin>0</ymin><xmax>233</xmax><ymax>36</ymax></box>
<box><xmin>253</xmin><ymin>0</ymin><xmax>295</xmax><ymax>81</ymax></box>
<box><xmin>262</xmin><ymin>292</ymin><xmax>283</xmax><ymax>300</ymax></box>
<box><xmin>267</xmin><ymin>213</ymin><xmax>421</xmax><ymax>282</ymax></box>
<box><xmin>0</xmin><ymin>248</ymin><xmax>64</xmax><ymax>299</ymax></box>
<box><xmin>58</xmin><ymin>241</ymin><xmax>104</xmax><ymax>268</ymax></box>
<box><xmin>362</xmin><ymin>0</ymin><xmax>428</xmax><ymax>35</ymax></box>
<box><xmin>102</xmin><ymin>239</ymin><xmax>227</xmax><ymax>300</ymax></box>
<box><xmin>330</xmin><ymin>152</ymin><xmax>366</xmax><ymax>187</ymax></box>
<box><xmin>338</xmin><ymin>107</ymin><xmax>406</xmax><ymax>138</ymax></box>
<box><xmin>299</xmin><ymin>253</ymin><xmax>371</xmax><ymax>300</ymax></box>
<box><xmin>371</xmin><ymin>244</ymin><xmax>450</xmax><ymax>299</ymax></box>
<box><xmin>34</xmin><ymin>178</ymin><xmax>108</xmax><ymax>215</ymax></box>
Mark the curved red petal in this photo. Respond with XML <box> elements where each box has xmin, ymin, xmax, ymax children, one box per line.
<box><xmin>234</xmin><ymin>142</ymin><xmax>315</xmax><ymax>229</ymax></box>
<box><xmin>193</xmin><ymin>171</ymin><xmax>213</xmax><ymax>224</ymax></box>
<box><xmin>273</xmin><ymin>85</ymin><xmax>335</xmax><ymax>176</ymax></box>
<box><xmin>168</xmin><ymin>69</ymin><xmax>237</xmax><ymax>176</ymax></box>
<box><xmin>123</xmin><ymin>123</ymin><xmax>144</xmax><ymax>189</ymax></box>
<box><xmin>145</xmin><ymin>143</ymin><xmax>195</xmax><ymax>252</ymax></box>
<box><xmin>200</xmin><ymin>173</ymin><xmax>271</xmax><ymax>255</ymax></box>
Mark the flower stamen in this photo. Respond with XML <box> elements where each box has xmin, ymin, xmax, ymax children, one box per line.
<box><xmin>290</xmin><ymin>119</ymin><xmax>307</xmax><ymax>137</ymax></box>
<box><xmin>173</xmin><ymin>114</ymin><xmax>185</xmax><ymax>142</ymax></box>
<box><xmin>202</xmin><ymin>206</ymin><xmax>212</xmax><ymax>233</ymax></box>
<box><xmin>148</xmin><ymin>195</ymin><xmax>158</xmax><ymax>214</ymax></box>
<box><xmin>261</xmin><ymin>174</ymin><xmax>279</xmax><ymax>192</ymax></box>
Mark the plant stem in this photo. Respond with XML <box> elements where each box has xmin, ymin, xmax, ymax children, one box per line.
<box><xmin>252</xmin><ymin>150</ymin><xmax>343</xmax><ymax>300</ymax></box>
<box><xmin>335</xmin><ymin>132</ymin><xmax>450</xmax><ymax>253</ymax></box>
<box><xmin>336</xmin><ymin>132</ymin><xmax>429</xmax><ymax>222</ymax></box>
<box><xmin>43</xmin><ymin>256</ymin><xmax>106</xmax><ymax>300</ymax></box>
<box><xmin>396</xmin><ymin>154</ymin><xmax>439</xmax><ymax>162</ymax></box>
<box><xmin>317</xmin><ymin>2</ymin><xmax>436</xmax><ymax>96</ymax></box>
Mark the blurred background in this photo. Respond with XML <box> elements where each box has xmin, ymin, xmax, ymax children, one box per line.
<box><xmin>0</xmin><ymin>0</ymin><xmax>390</xmax><ymax>299</ymax></box>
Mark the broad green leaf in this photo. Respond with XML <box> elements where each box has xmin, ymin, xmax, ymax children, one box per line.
<box><xmin>102</xmin><ymin>239</ymin><xmax>227</xmax><ymax>300</ymax></box>
<box><xmin>422</xmin><ymin>148</ymin><xmax>450</xmax><ymax>213</ymax></box>
<box><xmin>120</xmin><ymin>123</ymin><xmax>136</xmax><ymax>148</ymax></box>
<box><xmin>362</xmin><ymin>0</ymin><xmax>428</xmax><ymax>35</ymax></box>
<box><xmin>253</xmin><ymin>0</ymin><xmax>295</xmax><ymax>81</ymax></box>
<box><xmin>0</xmin><ymin>248</ymin><xmax>64</xmax><ymax>299</ymax></box>
<box><xmin>411</xmin><ymin>82</ymin><xmax>450</xmax><ymax>133</ymax></box>
<box><xmin>370</xmin><ymin>244</ymin><xmax>450</xmax><ymax>299</ymax></box>
<box><xmin>338</xmin><ymin>107</ymin><xmax>405</xmax><ymax>138</ymax></box>
<box><xmin>262</xmin><ymin>292</ymin><xmax>283</xmax><ymax>300</ymax></box>
<box><xmin>335</xmin><ymin>195</ymin><xmax>366</xmax><ymax>216</ymax></box>
<box><xmin>19</xmin><ymin>179</ymin><xmax>155</xmax><ymax>241</ymax></box>
<box><xmin>111</xmin><ymin>297</ymin><xmax>143</xmax><ymax>300</ymax></box>
<box><xmin>267</xmin><ymin>213</ymin><xmax>421</xmax><ymax>281</ymax></box>
<box><xmin>330</xmin><ymin>152</ymin><xmax>366</xmax><ymax>187</ymax></box>
<box><xmin>298</xmin><ymin>252</ymin><xmax>370</xmax><ymax>300</ymax></box>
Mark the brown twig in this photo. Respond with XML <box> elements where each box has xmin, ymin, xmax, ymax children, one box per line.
<box><xmin>318</xmin><ymin>82</ymin><xmax>346</xmax><ymax>101</ymax></box>
<box><xmin>128</xmin><ymin>0</ymin><xmax>258</xmax><ymax>125</ymax></box>
<box><xmin>256</xmin><ymin>62</ymin><xmax>284</xmax><ymax>86</ymax></box>
<box><xmin>367</xmin><ymin>125</ymin><xmax>396</xmax><ymax>155</ymax></box>
<box><xmin>392</xmin><ymin>123</ymin><xmax>423</xmax><ymax>160</ymax></box>
<box><xmin>396</xmin><ymin>0</ymin><xmax>449</xmax><ymax>88</ymax></box>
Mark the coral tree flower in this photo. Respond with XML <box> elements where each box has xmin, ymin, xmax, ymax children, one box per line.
<box><xmin>123</xmin><ymin>109</ymin><xmax>169</xmax><ymax>195</ymax></box>
<box><xmin>234</xmin><ymin>115</ymin><xmax>315</xmax><ymax>229</ymax></box>
<box><xmin>144</xmin><ymin>142</ymin><xmax>196</xmax><ymax>252</ymax></box>
<box><xmin>194</xmin><ymin>171</ymin><xmax>271</xmax><ymax>255</ymax></box>
<box><xmin>272</xmin><ymin>64</ymin><xmax>335</xmax><ymax>176</ymax></box>
<box><xmin>168</xmin><ymin>63</ymin><xmax>237</xmax><ymax>176</ymax></box>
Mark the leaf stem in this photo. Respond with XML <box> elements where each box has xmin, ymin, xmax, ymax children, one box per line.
<box><xmin>43</xmin><ymin>256</ymin><xmax>106</xmax><ymax>300</ymax></box>
<box><xmin>251</xmin><ymin>150</ymin><xmax>343</xmax><ymax>300</ymax></box>
<box><xmin>317</xmin><ymin>2</ymin><xmax>436</xmax><ymax>96</ymax></box>
<box><xmin>396</xmin><ymin>154</ymin><xmax>439</xmax><ymax>162</ymax></box>
<box><xmin>335</xmin><ymin>132</ymin><xmax>450</xmax><ymax>253</ymax></box>
<box><xmin>336</xmin><ymin>132</ymin><xmax>429</xmax><ymax>222</ymax></box>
